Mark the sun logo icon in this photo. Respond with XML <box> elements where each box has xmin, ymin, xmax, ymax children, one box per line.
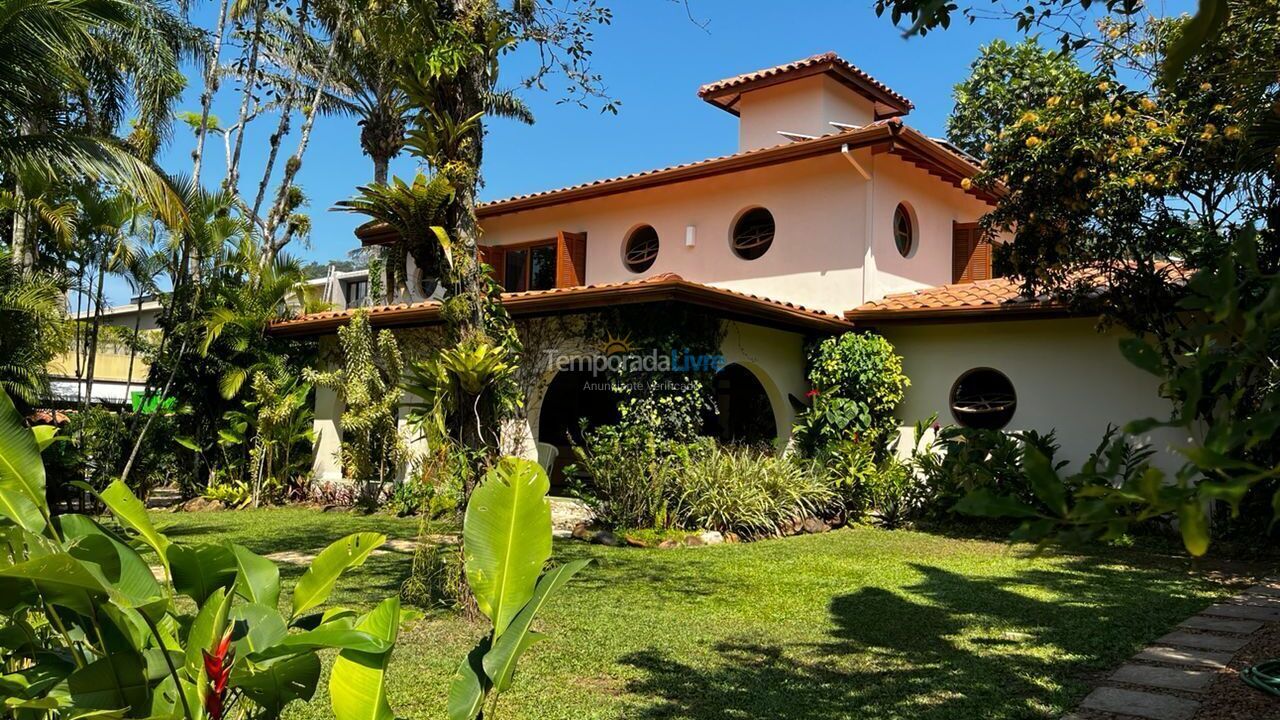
<box><xmin>598</xmin><ymin>331</ymin><xmax>634</xmax><ymax>356</ymax></box>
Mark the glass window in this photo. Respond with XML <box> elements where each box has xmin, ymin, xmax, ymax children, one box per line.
<box><xmin>344</xmin><ymin>280</ymin><xmax>368</xmax><ymax>306</ymax></box>
<box><xmin>624</xmin><ymin>226</ymin><xmax>659</xmax><ymax>273</ymax></box>
<box><xmin>530</xmin><ymin>245</ymin><xmax>556</xmax><ymax>291</ymax></box>
<box><xmin>894</xmin><ymin>204</ymin><xmax>914</xmax><ymax>257</ymax></box>
<box><xmin>502</xmin><ymin>249</ymin><xmax>528</xmax><ymax>292</ymax></box>
<box><xmin>731</xmin><ymin>208</ymin><xmax>775</xmax><ymax>260</ymax></box>
<box><xmin>950</xmin><ymin>368</ymin><xmax>1017</xmax><ymax>430</ymax></box>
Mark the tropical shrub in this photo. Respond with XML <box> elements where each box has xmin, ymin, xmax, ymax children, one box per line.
<box><xmin>448</xmin><ymin>458</ymin><xmax>590</xmax><ymax>720</ymax></box>
<box><xmin>912</xmin><ymin>424</ymin><xmax>1067</xmax><ymax>518</ymax></box>
<box><xmin>308</xmin><ymin>309</ymin><xmax>407</xmax><ymax>501</ymax></box>
<box><xmin>672</xmin><ymin>444</ymin><xmax>836</xmax><ymax>538</ymax></box>
<box><xmin>863</xmin><ymin>457</ymin><xmax>925</xmax><ymax>529</ymax></box>
<box><xmin>567</xmin><ymin>422</ymin><xmax>676</xmax><ymax>529</ymax></box>
<box><xmin>794</xmin><ymin>332</ymin><xmax>908</xmax><ymax>459</ymax></box>
<box><xmin>46</xmin><ymin>409</ymin><xmax>180</xmax><ymax>503</ymax></box>
<box><xmin>0</xmin><ymin>391</ymin><xmax>409</xmax><ymax>720</ymax></box>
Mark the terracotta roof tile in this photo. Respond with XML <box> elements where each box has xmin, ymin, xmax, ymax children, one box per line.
<box><xmin>845</xmin><ymin>277</ymin><xmax>1066</xmax><ymax>322</ymax></box>
<box><xmin>465</xmin><ymin>121</ymin><xmax>902</xmax><ymax>220</ymax></box>
<box><xmin>697</xmin><ymin>51</ymin><xmax>913</xmax><ymax>115</ymax></box>
<box><xmin>268</xmin><ymin>273</ymin><xmax>852</xmax><ymax>337</ymax></box>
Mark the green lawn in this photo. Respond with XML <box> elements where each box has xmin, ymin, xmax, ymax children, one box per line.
<box><xmin>157</xmin><ymin>508</ymin><xmax>1244</xmax><ymax>720</ymax></box>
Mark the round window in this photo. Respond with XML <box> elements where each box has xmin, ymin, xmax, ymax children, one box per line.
<box><xmin>623</xmin><ymin>225</ymin><xmax>660</xmax><ymax>273</ymax></box>
<box><xmin>731</xmin><ymin>207</ymin><xmax>775</xmax><ymax>260</ymax></box>
<box><xmin>949</xmin><ymin>368</ymin><xmax>1017</xmax><ymax>430</ymax></box>
<box><xmin>893</xmin><ymin>203</ymin><xmax>914</xmax><ymax>257</ymax></box>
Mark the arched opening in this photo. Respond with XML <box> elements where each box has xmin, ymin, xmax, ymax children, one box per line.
<box><xmin>703</xmin><ymin>363</ymin><xmax>777</xmax><ymax>446</ymax></box>
<box><xmin>536</xmin><ymin>369</ymin><xmax>622</xmax><ymax>484</ymax></box>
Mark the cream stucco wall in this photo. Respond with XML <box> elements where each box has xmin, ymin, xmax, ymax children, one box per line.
<box><xmin>736</xmin><ymin>76</ymin><xmax>876</xmax><ymax>151</ymax></box>
<box><xmin>868</xmin><ymin>153</ymin><xmax>995</xmax><ymax>300</ymax></box>
<box><xmin>882</xmin><ymin>318</ymin><xmax>1190</xmax><ymax>473</ymax></box>
<box><xmin>481</xmin><ymin>151</ymin><xmax>989</xmax><ymax>315</ymax></box>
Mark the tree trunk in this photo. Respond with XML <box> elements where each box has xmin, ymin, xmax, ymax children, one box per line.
<box><xmin>192</xmin><ymin>0</ymin><xmax>232</xmax><ymax>183</ymax></box>
<box><xmin>263</xmin><ymin>15</ymin><xmax>344</xmax><ymax>259</ymax></box>
<box><xmin>123</xmin><ymin>293</ymin><xmax>143</xmax><ymax>402</ymax></box>
<box><xmin>81</xmin><ymin>250</ymin><xmax>108</xmax><ymax>412</ymax></box>
<box><xmin>226</xmin><ymin>3</ymin><xmax>265</xmax><ymax>195</ymax></box>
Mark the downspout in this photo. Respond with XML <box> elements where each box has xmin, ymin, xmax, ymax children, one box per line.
<box><xmin>840</xmin><ymin>143</ymin><xmax>875</xmax><ymax>306</ymax></box>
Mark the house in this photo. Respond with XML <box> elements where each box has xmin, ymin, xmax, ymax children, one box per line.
<box><xmin>268</xmin><ymin>52</ymin><xmax>1187</xmax><ymax>483</ymax></box>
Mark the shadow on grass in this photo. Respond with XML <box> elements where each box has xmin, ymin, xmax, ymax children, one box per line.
<box><xmin>619</xmin><ymin>556</ymin><xmax>1216</xmax><ymax>720</ymax></box>
<box><xmin>553</xmin><ymin>543</ymin><xmax>727</xmax><ymax>600</ymax></box>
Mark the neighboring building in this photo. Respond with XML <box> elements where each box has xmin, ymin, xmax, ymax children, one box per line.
<box><xmin>50</xmin><ymin>267</ymin><xmax>372</xmax><ymax>407</ymax></box>
<box><xmin>266</xmin><ymin>52</ymin><xmax>1187</xmax><ymax>483</ymax></box>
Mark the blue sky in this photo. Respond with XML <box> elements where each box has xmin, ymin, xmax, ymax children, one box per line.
<box><xmin>129</xmin><ymin>0</ymin><xmax>1187</xmax><ymax>305</ymax></box>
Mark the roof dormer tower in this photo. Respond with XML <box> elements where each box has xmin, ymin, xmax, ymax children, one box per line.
<box><xmin>698</xmin><ymin>52</ymin><xmax>913</xmax><ymax>152</ymax></box>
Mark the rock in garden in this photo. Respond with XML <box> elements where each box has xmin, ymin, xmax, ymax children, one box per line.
<box><xmin>683</xmin><ymin>535</ymin><xmax>705</xmax><ymax>547</ymax></box>
<box><xmin>592</xmin><ymin>530</ymin><xmax>620</xmax><ymax>547</ymax></box>
<box><xmin>658</xmin><ymin>539</ymin><xmax>680</xmax><ymax>549</ymax></box>
<box><xmin>571</xmin><ymin>523</ymin><xmax>595</xmax><ymax>542</ymax></box>
<box><xmin>624</xmin><ymin>536</ymin><xmax>650</xmax><ymax>548</ymax></box>
<box><xmin>801</xmin><ymin>517</ymin><xmax>831</xmax><ymax>534</ymax></box>
<box><xmin>698</xmin><ymin>531</ymin><xmax>724</xmax><ymax>545</ymax></box>
<box><xmin>723</xmin><ymin>532</ymin><xmax>741</xmax><ymax>543</ymax></box>
<box><xmin>180</xmin><ymin>497</ymin><xmax>223</xmax><ymax>512</ymax></box>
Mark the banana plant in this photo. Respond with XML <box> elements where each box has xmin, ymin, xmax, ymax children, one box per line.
<box><xmin>448</xmin><ymin>458</ymin><xmax>589</xmax><ymax>720</ymax></box>
<box><xmin>0</xmin><ymin>391</ymin><xmax>411</xmax><ymax>720</ymax></box>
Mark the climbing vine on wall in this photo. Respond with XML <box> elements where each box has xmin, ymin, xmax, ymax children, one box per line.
<box><xmin>582</xmin><ymin>304</ymin><xmax>727</xmax><ymax>442</ymax></box>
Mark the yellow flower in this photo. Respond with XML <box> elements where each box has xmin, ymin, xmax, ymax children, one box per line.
<box><xmin>1213</xmin><ymin>104</ymin><xmax>1226</xmax><ymax>112</ymax></box>
<box><xmin>1025</xmin><ymin>136</ymin><xmax>1042</xmax><ymax>148</ymax></box>
<box><xmin>1102</xmin><ymin>113</ymin><xmax>1120</xmax><ymax>126</ymax></box>
<box><xmin>1143</xmin><ymin>173</ymin><xmax>1157</xmax><ymax>184</ymax></box>
<box><xmin>1146</xmin><ymin>120</ymin><xmax>1159</xmax><ymax>131</ymax></box>
<box><xmin>1126</xmin><ymin>176</ymin><xmax>1138</xmax><ymax>187</ymax></box>
<box><xmin>1108</xmin><ymin>27</ymin><xmax>1122</xmax><ymax>39</ymax></box>
<box><xmin>1047</xmin><ymin>96</ymin><xmax>1061</xmax><ymax>107</ymax></box>
<box><xmin>983</xmin><ymin>142</ymin><xmax>993</xmax><ymax>153</ymax></box>
<box><xmin>1098</xmin><ymin>82</ymin><xmax>1111</xmax><ymax>92</ymax></box>
<box><xmin>1020</xmin><ymin>111</ymin><xmax>1039</xmax><ymax>124</ymax></box>
<box><xmin>1224</xmin><ymin>125</ymin><xmax>1242</xmax><ymax>140</ymax></box>
<box><xmin>1073</xmin><ymin>168</ymin><xmax>1088</xmax><ymax>181</ymax></box>
<box><xmin>1154</xmin><ymin>146</ymin><xmax>1169</xmax><ymax>156</ymax></box>
<box><xmin>1140</xmin><ymin>98</ymin><xmax>1156</xmax><ymax>111</ymax></box>
<box><xmin>960</xmin><ymin>177</ymin><xmax>973</xmax><ymax>190</ymax></box>
<box><xmin>1127</xmin><ymin>135</ymin><xmax>1140</xmax><ymax>147</ymax></box>
<box><xmin>1200</xmin><ymin>82</ymin><xmax>1213</xmax><ymax>91</ymax></box>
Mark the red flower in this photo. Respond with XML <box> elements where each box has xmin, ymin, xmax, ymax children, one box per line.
<box><xmin>202</xmin><ymin>628</ymin><xmax>234</xmax><ymax>720</ymax></box>
<box><xmin>805</xmin><ymin>389</ymin><xmax>820</xmax><ymax>398</ymax></box>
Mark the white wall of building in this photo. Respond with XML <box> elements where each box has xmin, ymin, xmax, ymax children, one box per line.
<box><xmin>882</xmin><ymin>318</ymin><xmax>1190</xmax><ymax>473</ymax></box>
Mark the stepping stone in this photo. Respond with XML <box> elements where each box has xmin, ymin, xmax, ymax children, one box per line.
<box><xmin>381</xmin><ymin>538</ymin><xmax>418</xmax><ymax>553</ymax></box>
<box><xmin>1179</xmin><ymin>615</ymin><xmax>1262</xmax><ymax>634</ymax></box>
<box><xmin>1233</xmin><ymin>590</ymin><xmax>1280</xmax><ymax>606</ymax></box>
<box><xmin>1201</xmin><ymin>603</ymin><xmax>1280</xmax><ymax>621</ymax></box>
<box><xmin>1080</xmin><ymin>687</ymin><xmax>1199</xmax><ymax>720</ymax></box>
<box><xmin>1111</xmin><ymin>664</ymin><xmax>1216</xmax><ymax>693</ymax></box>
<box><xmin>1155</xmin><ymin>630</ymin><xmax>1251</xmax><ymax>652</ymax></box>
<box><xmin>265</xmin><ymin>550</ymin><xmax>315</xmax><ymax>565</ymax></box>
<box><xmin>1248</xmin><ymin>584</ymin><xmax>1280</xmax><ymax>598</ymax></box>
<box><xmin>1133</xmin><ymin>646</ymin><xmax>1232</xmax><ymax>669</ymax></box>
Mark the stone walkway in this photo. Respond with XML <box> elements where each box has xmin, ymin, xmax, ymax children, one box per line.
<box><xmin>1068</xmin><ymin>577</ymin><xmax>1280</xmax><ymax>720</ymax></box>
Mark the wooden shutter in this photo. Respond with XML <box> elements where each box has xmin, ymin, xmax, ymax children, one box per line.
<box><xmin>555</xmin><ymin>231</ymin><xmax>587</xmax><ymax>288</ymax></box>
<box><xmin>951</xmin><ymin>222</ymin><xmax>991</xmax><ymax>283</ymax></box>
<box><xmin>478</xmin><ymin>245</ymin><xmax>505</xmax><ymax>287</ymax></box>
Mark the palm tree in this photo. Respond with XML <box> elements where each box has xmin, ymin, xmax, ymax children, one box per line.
<box><xmin>0</xmin><ymin>245</ymin><xmax>68</xmax><ymax>406</ymax></box>
<box><xmin>333</xmin><ymin>172</ymin><xmax>455</xmax><ymax>294</ymax></box>
<box><xmin>201</xmin><ymin>233</ymin><xmax>309</xmax><ymax>400</ymax></box>
<box><xmin>0</xmin><ymin>0</ymin><xmax>193</xmax><ymax>259</ymax></box>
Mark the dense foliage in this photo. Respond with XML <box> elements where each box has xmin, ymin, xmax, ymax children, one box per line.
<box><xmin>0</xmin><ymin>391</ymin><xmax>409</xmax><ymax>720</ymax></box>
<box><xmin>940</xmin><ymin>7</ymin><xmax>1280</xmax><ymax>553</ymax></box>
<box><xmin>794</xmin><ymin>332</ymin><xmax>908</xmax><ymax>459</ymax></box>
